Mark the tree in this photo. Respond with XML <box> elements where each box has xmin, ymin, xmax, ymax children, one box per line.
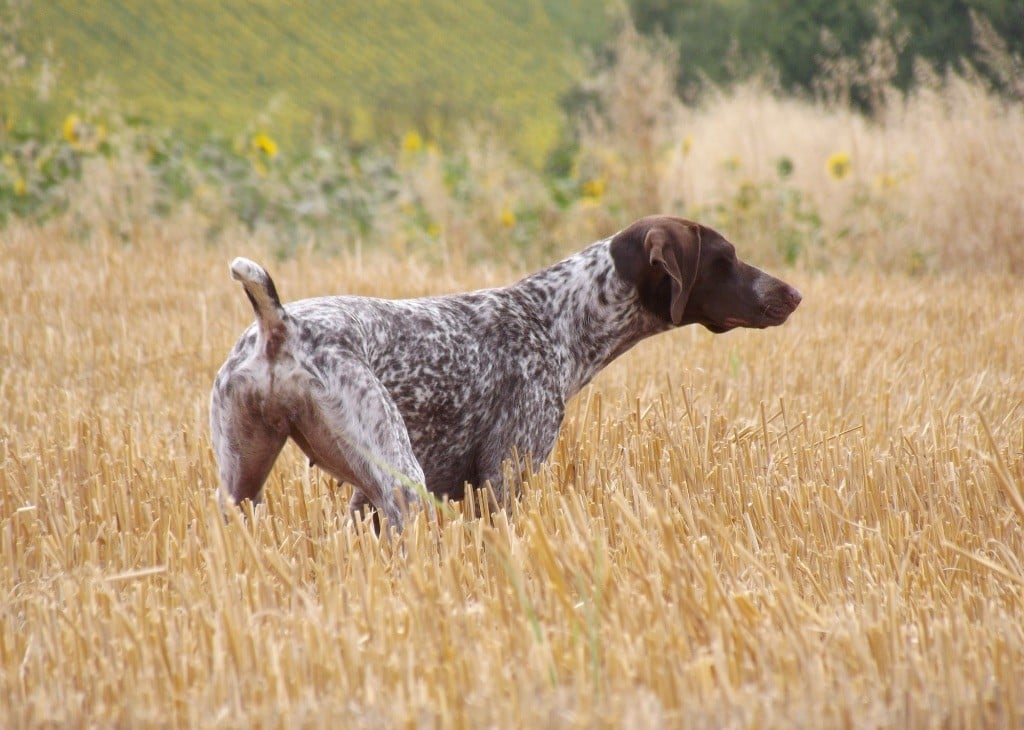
<box><xmin>628</xmin><ymin>0</ymin><xmax>1024</xmax><ymax>99</ymax></box>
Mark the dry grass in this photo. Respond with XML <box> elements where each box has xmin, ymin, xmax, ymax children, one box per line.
<box><xmin>573</xmin><ymin>21</ymin><xmax>1024</xmax><ymax>276</ymax></box>
<box><xmin>664</xmin><ymin>76</ymin><xmax>1024</xmax><ymax>273</ymax></box>
<box><xmin>3</xmin><ymin>218</ymin><xmax>1024</xmax><ymax>728</ymax></box>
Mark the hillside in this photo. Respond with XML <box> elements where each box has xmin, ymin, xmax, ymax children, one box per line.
<box><xmin>20</xmin><ymin>0</ymin><xmax>609</xmax><ymax>160</ymax></box>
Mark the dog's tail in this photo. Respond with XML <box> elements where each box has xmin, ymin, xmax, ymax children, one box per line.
<box><xmin>230</xmin><ymin>258</ymin><xmax>288</xmax><ymax>352</ymax></box>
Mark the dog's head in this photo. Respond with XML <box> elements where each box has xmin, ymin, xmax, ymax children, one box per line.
<box><xmin>610</xmin><ymin>216</ymin><xmax>802</xmax><ymax>332</ymax></box>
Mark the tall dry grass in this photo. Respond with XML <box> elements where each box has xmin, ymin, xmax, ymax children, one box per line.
<box><xmin>2</xmin><ymin>217</ymin><xmax>1023</xmax><ymax>727</ymax></box>
<box><xmin>573</xmin><ymin>20</ymin><xmax>1024</xmax><ymax>275</ymax></box>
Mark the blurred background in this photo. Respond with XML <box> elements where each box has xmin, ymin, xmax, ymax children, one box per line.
<box><xmin>2</xmin><ymin>0</ymin><xmax>1023</xmax><ymax>271</ymax></box>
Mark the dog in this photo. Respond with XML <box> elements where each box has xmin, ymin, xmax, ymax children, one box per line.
<box><xmin>210</xmin><ymin>216</ymin><xmax>802</xmax><ymax>530</ymax></box>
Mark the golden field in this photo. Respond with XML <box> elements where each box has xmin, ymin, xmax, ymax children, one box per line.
<box><xmin>4</xmin><ymin>23</ymin><xmax>1024</xmax><ymax>724</ymax></box>
<box><xmin>2</xmin><ymin>214</ymin><xmax>1023</xmax><ymax>727</ymax></box>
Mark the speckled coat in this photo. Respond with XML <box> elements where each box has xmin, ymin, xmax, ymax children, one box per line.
<box><xmin>210</xmin><ymin>216</ymin><xmax>802</xmax><ymax>531</ymax></box>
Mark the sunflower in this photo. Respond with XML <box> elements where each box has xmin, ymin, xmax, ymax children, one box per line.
<box><xmin>62</xmin><ymin>113</ymin><xmax>106</xmax><ymax>153</ymax></box>
<box><xmin>402</xmin><ymin>130</ymin><xmax>423</xmax><ymax>154</ymax></box>
<box><xmin>252</xmin><ymin>133</ymin><xmax>278</xmax><ymax>158</ymax></box>
<box><xmin>581</xmin><ymin>177</ymin><xmax>606</xmax><ymax>200</ymax></box>
<box><xmin>62</xmin><ymin>114</ymin><xmax>81</xmax><ymax>145</ymax></box>
<box><xmin>826</xmin><ymin>151</ymin><xmax>852</xmax><ymax>180</ymax></box>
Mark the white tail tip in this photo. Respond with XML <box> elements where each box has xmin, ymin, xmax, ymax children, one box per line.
<box><xmin>230</xmin><ymin>257</ymin><xmax>264</xmax><ymax>283</ymax></box>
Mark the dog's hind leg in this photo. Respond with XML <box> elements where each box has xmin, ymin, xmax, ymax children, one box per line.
<box><xmin>210</xmin><ymin>385</ymin><xmax>289</xmax><ymax>511</ymax></box>
<box><xmin>291</xmin><ymin>360</ymin><xmax>428</xmax><ymax>534</ymax></box>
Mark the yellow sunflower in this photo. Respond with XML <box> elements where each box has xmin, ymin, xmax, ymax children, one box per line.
<box><xmin>252</xmin><ymin>132</ymin><xmax>278</xmax><ymax>158</ymax></box>
<box><xmin>826</xmin><ymin>151</ymin><xmax>852</xmax><ymax>180</ymax></box>
<box><xmin>402</xmin><ymin>130</ymin><xmax>423</xmax><ymax>154</ymax></box>
<box><xmin>62</xmin><ymin>114</ymin><xmax>81</xmax><ymax>145</ymax></box>
<box><xmin>62</xmin><ymin>113</ymin><xmax>106</xmax><ymax>153</ymax></box>
<box><xmin>581</xmin><ymin>177</ymin><xmax>606</xmax><ymax>200</ymax></box>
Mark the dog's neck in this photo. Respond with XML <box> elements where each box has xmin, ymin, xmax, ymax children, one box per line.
<box><xmin>510</xmin><ymin>239</ymin><xmax>670</xmax><ymax>399</ymax></box>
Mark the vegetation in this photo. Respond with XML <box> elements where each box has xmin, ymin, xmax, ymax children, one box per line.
<box><xmin>3</xmin><ymin>16</ymin><xmax>1024</xmax><ymax>273</ymax></box>
<box><xmin>2</xmin><ymin>5</ymin><xmax>1024</xmax><ymax>726</ymax></box>
<box><xmin>630</xmin><ymin>0</ymin><xmax>1024</xmax><ymax>100</ymax></box>
<box><xmin>13</xmin><ymin>0</ymin><xmax>608</xmax><ymax>160</ymax></box>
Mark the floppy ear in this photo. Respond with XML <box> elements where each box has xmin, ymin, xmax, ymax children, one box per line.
<box><xmin>643</xmin><ymin>223</ymin><xmax>702</xmax><ymax>325</ymax></box>
<box><xmin>610</xmin><ymin>218</ymin><xmax>703</xmax><ymax>325</ymax></box>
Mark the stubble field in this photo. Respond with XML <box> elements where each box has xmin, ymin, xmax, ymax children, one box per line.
<box><xmin>2</xmin><ymin>218</ymin><xmax>1023</xmax><ymax>727</ymax></box>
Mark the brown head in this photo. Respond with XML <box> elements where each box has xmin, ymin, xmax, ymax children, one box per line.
<box><xmin>609</xmin><ymin>216</ymin><xmax>802</xmax><ymax>333</ymax></box>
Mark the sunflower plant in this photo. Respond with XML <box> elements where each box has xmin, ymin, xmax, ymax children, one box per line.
<box><xmin>693</xmin><ymin>155</ymin><xmax>823</xmax><ymax>267</ymax></box>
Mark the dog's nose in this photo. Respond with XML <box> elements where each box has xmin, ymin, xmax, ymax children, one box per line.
<box><xmin>785</xmin><ymin>285</ymin><xmax>803</xmax><ymax>309</ymax></box>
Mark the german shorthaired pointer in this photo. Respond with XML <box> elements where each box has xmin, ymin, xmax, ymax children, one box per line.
<box><xmin>210</xmin><ymin>216</ymin><xmax>801</xmax><ymax>530</ymax></box>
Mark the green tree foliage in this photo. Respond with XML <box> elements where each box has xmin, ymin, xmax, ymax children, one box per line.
<box><xmin>630</xmin><ymin>0</ymin><xmax>1024</xmax><ymax>97</ymax></box>
<box><xmin>895</xmin><ymin>0</ymin><xmax>1023</xmax><ymax>85</ymax></box>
